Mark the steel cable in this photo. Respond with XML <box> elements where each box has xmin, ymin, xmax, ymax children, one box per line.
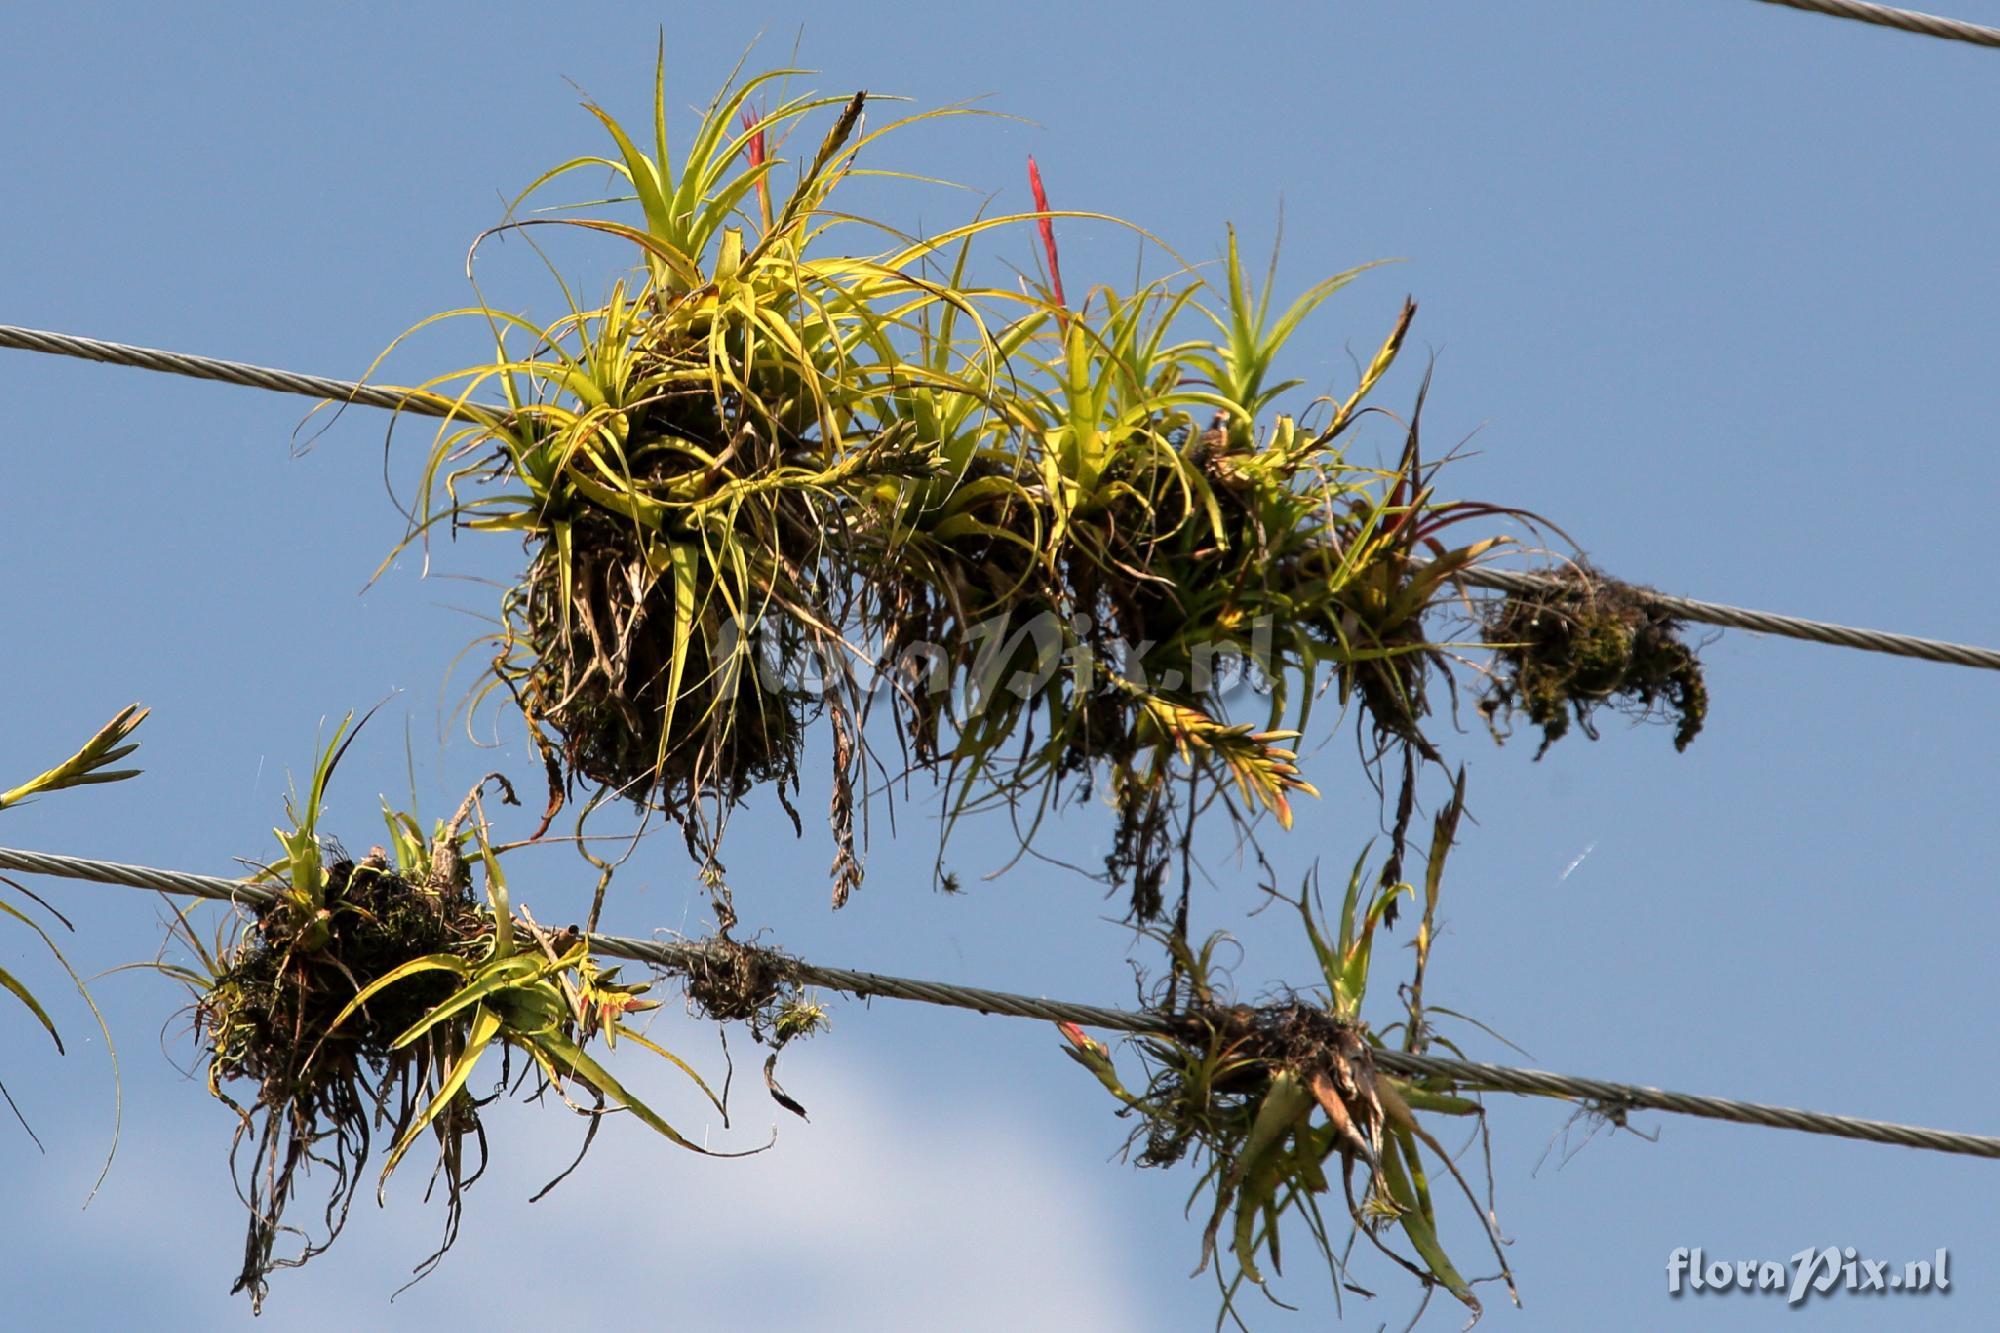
<box><xmin>4</xmin><ymin>843</ymin><xmax>1996</xmax><ymax>1160</ymax></box>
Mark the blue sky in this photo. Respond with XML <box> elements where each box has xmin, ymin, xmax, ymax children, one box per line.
<box><xmin>3</xmin><ymin>3</ymin><xmax>1998</xmax><ymax>1329</ymax></box>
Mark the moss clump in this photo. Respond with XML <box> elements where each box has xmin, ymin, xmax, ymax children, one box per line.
<box><xmin>678</xmin><ymin>935</ymin><xmax>824</xmax><ymax>1119</ymax></box>
<box><xmin>205</xmin><ymin>857</ymin><xmax>482</xmax><ymax>1080</ymax></box>
<box><xmin>1479</xmin><ymin>566</ymin><xmax>1708</xmax><ymax>757</ymax></box>
<box><xmin>193</xmin><ymin>853</ymin><xmax>488</xmax><ymax>1310</ymax></box>
<box><xmin>679</xmin><ymin>934</ymin><xmax>796</xmax><ymax>1031</ymax></box>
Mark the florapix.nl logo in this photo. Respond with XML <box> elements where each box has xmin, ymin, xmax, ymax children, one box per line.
<box><xmin>1668</xmin><ymin>1247</ymin><xmax>1951</xmax><ymax>1305</ymax></box>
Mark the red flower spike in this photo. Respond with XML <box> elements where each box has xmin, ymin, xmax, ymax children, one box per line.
<box><xmin>1058</xmin><ymin>1021</ymin><xmax>1098</xmax><ymax>1053</ymax></box>
<box><xmin>1027</xmin><ymin>155</ymin><xmax>1067</xmax><ymax>315</ymax></box>
<box><xmin>742</xmin><ymin>106</ymin><xmax>771</xmax><ymax>231</ymax></box>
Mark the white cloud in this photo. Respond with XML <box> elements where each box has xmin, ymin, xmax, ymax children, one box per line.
<box><xmin>12</xmin><ymin>1048</ymin><xmax>1159</xmax><ymax>1333</ymax></box>
<box><xmin>523</xmin><ymin>1059</ymin><xmax>1156</xmax><ymax>1333</ymax></box>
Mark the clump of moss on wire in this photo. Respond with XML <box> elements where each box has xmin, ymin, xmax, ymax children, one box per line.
<box><xmin>167</xmin><ymin>719</ymin><xmax>748</xmax><ymax>1310</ymax></box>
<box><xmin>200</xmin><ymin>856</ymin><xmax>481</xmax><ymax>1104</ymax></box>
<box><xmin>167</xmin><ymin>720</ymin><xmax>484</xmax><ymax>1308</ymax></box>
<box><xmin>1478</xmin><ymin>565</ymin><xmax>1708</xmax><ymax>757</ymax></box>
<box><xmin>679</xmin><ymin>935</ymin><xmax>828</xmax><ymax>1119</ymax></box>
<box><xmin>188</xmin><ymin>850</ymin><xmax>482</xmax><ymax>1308</ymax></box>
<box><xmin>381</xmin><ymin>58</ymin><xmax>1534</xmax><ymax>922</ymax></box>
<box><xmin>680</xmin><ymin>933</ymin><xmax>794</xmax><ymax>1029</ymax></box>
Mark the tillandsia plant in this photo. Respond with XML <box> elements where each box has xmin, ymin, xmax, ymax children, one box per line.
<box><xmin>0</xmin><ymin>704</ymin><xmax>147</xmax><ymax>814</ymax></box>
<box><xmin>1</xmin><ymin>705</ymin><xmax>142</xmax><ymax>1151</ymax></box>
<box><xmin>1056</xmin><ymin>775</ymin><xmax>1519</xmax><ymax>1327</ymax></box>
<box><xmin>377</xmin><ymin>52</ymin><xmax>1534</xmax><ymax>920</ymax></box>
<box><xmin>163</xmin><ymin>717</ymin><xmax>746</xmax><ymax>1310</ymax></box>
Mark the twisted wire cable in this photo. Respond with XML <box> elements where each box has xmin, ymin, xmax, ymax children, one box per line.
<box><xmin>1456</xmin><ymin>566</ymin><xmax>2000</xmax><ymax>672</ymax></box>
<box><xmin>0</xmin><ymin>324</ymin><xmax>453</xmax><ymax>418</ymax></box>
<box><xmin>5</xmin><ymin>843</ymin><xmax>1997</xmax><ymax>1160</ymax></box>
<box><xmin>1750</xmin><ymin>0</ymin><xmax>2000</xmax><ymax>46</ymax></box>
<box><xmin>6</xmin><ymin>321</ymin><xmax>1997</xmax><ymax>675</ymax></box>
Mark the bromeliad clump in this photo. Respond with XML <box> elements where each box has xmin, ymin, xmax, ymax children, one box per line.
<box><xmin>386</xmin><ymin>58</ymin><xmax>1533</xmax><ymax>918</ymax></box>
<box><xmin>1478</xmin><ymin>565</ymin><xmax>1708</xmax><ymax>757</ymax></box>
<box><xmin>190</xmin><ymin>847</ymin><xmax>483</xmax><ymax>1308</ymax></box>
<box><xmin>200</xmin><ymin>855</ymin><xmax>481</xmax><ymax>1105</ymax></box>
<box><xmin>178</xmin><ymin>735</ymin><xmax>495</xmax><ymax>1309</ymax></box>
<box><xmin>1057</xmin><ymin>791</ymin><xmax>1517</xmax><ymax>1325</ymax></box>
<box><xmin>173</xmin><ymin>724</ymin><xmax>742</xmax><ymax>1310</ymax></box>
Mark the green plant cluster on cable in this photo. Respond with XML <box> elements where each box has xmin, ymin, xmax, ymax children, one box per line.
<box><xmin>376</xmin><ymin>55</ymin><xmax>1523</xmax><ymax>918</ymax></box>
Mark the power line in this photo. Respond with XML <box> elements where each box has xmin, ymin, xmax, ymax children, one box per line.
<box><xmin>1750</xmin><ymin>0</ymin><xmax>2000</xmax><ymax>47</ymax></box>
<box><xmin>4</xmin><ymin>321</ymin><xmax>1997</xmax><ymax>678</ymax></box>
<box><xmin>5</xmin><ymin>842</ymin><xmax>1998</xmax><ymax>1161</ymax></box>
<box><xmin>0</xmin><ymin>324</ymin><xmax>451</xmax><ymax>418</ymax></box>
<box><xmin>1459</xmin><ymin>566</ymin><xmax>2000</xmax><ymax>672</ymax></box>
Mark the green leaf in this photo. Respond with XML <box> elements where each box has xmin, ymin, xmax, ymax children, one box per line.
<box><xmin>0</xmin><ymin>961</ymin><xmax>60</xmax><ymax>1052</ymax></box>
<box><xmin>1201</xmin><ymin>1070</ymin><xmax>1313</xmax><ymax>1278</ymax></box>
<box><xmin>326</xmin><ymin>952</ymin><xmax>475</xmax><ymax>1034</ymax></box>
<box><xmin>387</xmin><ymin>955</ymin><xmax>547</xmax><ymax>1049</ymax></box>
<box><xmin>0</xmin><ymin>705</ymin><xmax>147</xmax><ymax>809</ymax></box>
<box><xmin>656</xmin><ymin>541</ymin><xmax>700</xmax><ymax>759</ymax></box>
<box><xmin>380</xmin><ymin>1003</ymin><xmax>505</xmax><ymax>1189</ymax></box>
<box><xmin>1379</xmin><ymin>1128</ymin><xmax>1479</xmax><ymax>1311</ymax></box>
<box><xmin>478</xmin><ymin>835</ymin><xmax>515</xmax><ymax>959</ymax></box>
<box><xmin>534</xmin><ymin>1028</ymin><xmax>717</xmax><ymax>1154</ymax></box>
<box><xmin>1386</xmin><ymin>1078</ymin><xmax>1483</xmax><ymax>1117</ymax></box>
